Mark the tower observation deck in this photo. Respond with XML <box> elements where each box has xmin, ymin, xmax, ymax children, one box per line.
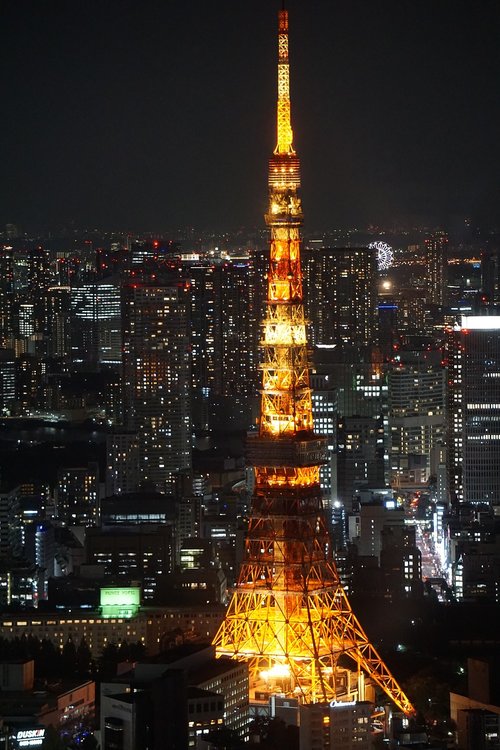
<box><xmin>213</xmin><ymin>7</ymin><xmax>414</xmax><ymax>716</ymax></box>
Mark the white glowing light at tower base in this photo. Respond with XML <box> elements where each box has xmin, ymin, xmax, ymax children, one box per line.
<box><xmin>260</xmin><ymin>663</ymin><xmax>292</xmax><ymax>681</ymax></box>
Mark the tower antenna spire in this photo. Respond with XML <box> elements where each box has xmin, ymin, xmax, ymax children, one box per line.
<box><xmin>275</xmin><ymin>5</ymin><xmax>294</xmax><ymax>155</ymax></box>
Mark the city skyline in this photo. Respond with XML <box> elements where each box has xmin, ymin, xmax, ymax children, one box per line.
<box><xmin>3</xmin><ymin>3</ymin><xmax>500</xmax><ymax>744</ymax></box>
<box><xmin>2</xmin><ymin>0</ymin><xmax>500</xmax><ymax>232</ymax></box>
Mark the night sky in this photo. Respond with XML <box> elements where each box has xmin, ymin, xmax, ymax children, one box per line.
<box><xmin>1</xmin><ymin>0</ymin><xmax>500</xmax><ymax>232</ymax></box>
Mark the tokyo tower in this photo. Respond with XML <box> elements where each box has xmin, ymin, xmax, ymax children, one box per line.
<box><xmin>213</xmin><ymin>6</ymin><xmax>414</xmax><ymax>715</ymax></box>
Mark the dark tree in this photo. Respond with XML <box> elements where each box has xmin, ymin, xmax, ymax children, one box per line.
<box><xmin>117</xmin><ymin>640</ymin><xmax>131</xmax><ymax>661</ymax></box>
<box><xmin>76</xmin><ymin>638</ymin><xmax>92</xmax><ymax>674</ymax></box>
<box><xmin>12</xmin><ymin>635</ymin><xmax>29</xmax><ymax>658</ymax></box>
<box><xmin>202</xmin><ymin>727</ymin><xmax>245</xmax><ymax>749</ymax></box>
<box><xmin>61</xmin><ymin>638</ymin><xmax>77</xmax><ymax>677</ymax></box>
<box><xmin>41</xmin><ymin>724</ymin><xmax>66</xmax><ymax>750</ymax></box>
<box><xmin>39</xmin><ymin>638</ymin><xmax>61</xmax><ymax>679</ymax></box>
<box><xmin>248</xmin><ymin>717</ymin><xmax>298</xmax><ymax>750</ymax></box>
<box><xmin>98</xmin><ymin>642</ymin><xmax>120</xmax><ymax>678</ymax></box>
<box><xmin>129</xmin><ymin>641</ymin><xmax>146</xmax><ymax>661</ymax></box>
<box><xmin>27</xmin><ymin>633</ymin><xmax>41</xmax><ymax>661</ymax></box>
<box><xmin>79</xmin><ymin>735</ymin><xmax>98</xmax><ymax>750</ymax></box>
<box><xmin>0</xmin><ymin>636</ymin><xmax>8</xmax><ymax>658</ymax></box>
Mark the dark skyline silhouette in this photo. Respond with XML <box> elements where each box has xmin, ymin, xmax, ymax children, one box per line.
<box><xmin>1</xmin><ymin>0</ymin><xmax>500</xmax><ymax>232</ymax></box>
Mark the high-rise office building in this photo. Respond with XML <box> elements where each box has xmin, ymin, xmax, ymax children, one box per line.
<box><xmin>46</xmin><ymin>286</ymin><xmax>71</xmax><ymax>363</ymax></box>
<box><xmin>481</xmin><ymin>244</ymin><xmax>500</xmax><ymax>305</ymax></box>
<box><xmin>0</xmin><ymin>348</ymin><xmax>16</xmax><ymax>414</ymax></box>
<box><xmin>380</xmin><ymin>525</ymin><xmax>422</xmax><ymax>599</ymax></box>
<box><xmin>425</xmin><ymin>232</ymin><xmax>448</xmax><ymax>307</ymax></box>
<box><xmin>0</xmin><ymin>245</ymin><xmax>50</xmax><ymax>356</ymax></box>
<box><xmin>122</xmin><ymin>282</ymin><xmax>191</xmax><ymax>493</ymax></box>
<box><xmin>56</xmin><ymin>464</ymin><xmax>100</xmax><ymax>525</ymax></box>
<box><xmin>184</xmin><ymin>260</ymin><xmax>217</xmax><ymax>431</ymax></box>
<box><xmin>394</xmin><ymin>288</ymin><xmax>429</xmax><ymax>338</ymax></box>
<box><xmin>183</xmin><ymin>255</ymin><xmax>259</xmax><ymax>431</ymax></box>
<box><xmin>0</xmin><ymin>246</ymin><xmax>14</xmax><ymax>348</ymax></box>
<box><xmin>215</xmin><ymin>259</ymin><xmax>257</xmax><ymax>428</ymax></box>
<box><xmin>378</xmin><ymin>300</ymin><xmax>399</xmax><ymax>360</ymax></box>
<box><xmin>337</xmin><ymin>416</ymin><xmax>386</xmax><ymax>512</ymax></box>
<box><xmin>70</xmin><ymin>277</ymin><xmax>122</xmax><ymax>368</ymax></box>
<box><xmin>313</xmin><ymin>347</ymin><xmax>388</xmax><ymax>523</ymax></box>
<box><xmin>304</xmin><ymin>246</ymin><xmax>378</xmax><ymax>349</ymax></box>
<box><xmin>70</xmin><ymin>283</ymin><xmax>99</xmax><ymax>368</ymax></box>
<box><xmin>310</xmin><ymin>371</ymin><xmax>337</xmax><ymax>510</ymax></box>
<box><xmin>15</xmin><ymin>354</ymin><xmax>45</xmax><ymax>412</ymax></box>
<box><xmin>0</xmin><ymin>486</ymin><xmax>22</xmax><ymax>558</ymax></box>
<box><xmin>86</xmin><ymin>524</ymin><xmax>174</xmax><ymax>600</ymax></box>
<box><xmin>313</xmin><ymin>347</ymin><xmax>387</xmax><ymax>420</ymax></box>
<box><xmin>105</xmin><ymin>430</ymin><xmax>140</xmax><ymax>496</ymax></box>
<box><xmin>13</xmin><ymin>246</ymin><xmax>50</xmax><ymax>357</ymax></box>
<box><xmin>446</xmin><ymin>315</ymin><xmax>500</xmax><ymax>506</ymax></box>
<box><xmin>388</xmin><ymin>349</ymin><xmax>446</xmax><ymax>488</ymax></box>
<box><xmin>96</xmin><ymin>279</ymin><xmax>122</xmax><ymax>366</ymax></box>
<box><xmin>126</xmin><ymin>238</ymin><xmax>179</xmax><ymax>269</ymax></box>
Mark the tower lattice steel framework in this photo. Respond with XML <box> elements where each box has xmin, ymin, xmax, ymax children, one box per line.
<box><xmin>213</xmin><ymin>7</ymin><xmax>414</xmax><ymax>716</ymax></box>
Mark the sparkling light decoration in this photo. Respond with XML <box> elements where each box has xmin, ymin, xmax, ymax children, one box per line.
<box><xmin>213</xmin><ymin>8</ymin><xmax>414</xmax><ymax>716</ymax></box>
<box><xmin>369</xmin><ymin>241</ymin><xmax>394</xmax><ymax>272</ymax></box>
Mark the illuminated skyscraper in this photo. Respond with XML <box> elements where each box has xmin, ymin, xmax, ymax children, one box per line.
<box><xmin>105</xmin><ymin>430</ymin><xmax>140</xmax><ymax>496</ymax></box>
<box><xmin>481</xmin><ymin>245</ymin><xmax>500</xmax><ymax>305</ymax></box>
<box><xmin>0</xmin><ymin>348</ymin><xmax>15</xmax><ymax>414</ymax></box>
<box><xmin>122</xmin><ymin>282</ymin><xmax>191</xmax><ymax>493</ymax></box>
<box><xmin>446</xmin><ymin>315</ymin><xmax>500</xmax><ymax>506</ymax></box>
<box><xmin>215</xmin><ymin>260</ymin><xmax>258</xmax><ymax>428</ymax></box>
<box><xmin>310</xmin><ymin>371</ymin><xmax>337</xmax><ymax>511</ymax></box>
<box><xmin>70</xmin><ymin>277</ymin><xmax>122</xmax><ymax>368</ymax></box>
<box><xmin>46</xmin><ymin>285</ymin><xmax>71</xmax><ymax>363</ymax></box>
<box><xmin>214</xmin><ymin>8</ymin><xmax>413</xmax><ymax>714</ymax></box>
<box><xmin>303</xmin><ymin>246</ymin><xmax>377</xmax><ymax>349</ymax></box>
<box><xmin>337</xmin><ymin>415</ymin><xmax>386</xmax><ymax>512</ymax></box>
<box><xmin>56</xmin><ymin>464</ymin><xmax>99</xmax><ymax>525</ymax></box>
<box><xmin>16</xmin><ymin>246</ymin><xmax>50</xmax><ymax>357</ymax></box>
<box><xmin>15</xmin><ymin>353</ymin><xmax>45</xmax><ymax>412</ymax></box>
<box><xmin>185</xmin><ymin>260</ymin><xmax>217</xmax><ymax>431</ymax></box>
<box><xmin>0</xmin><ymin>245</ymin><xmax>50</xmax><ymax>356</ymax></box>
<box><xmin>184</xmin><ymin>256</ymin><xmax>259</xmax><ymax>431</ymax></box>
<box><xmin>388</xmin><ymin>349</ymin><xmax>445</xmax><ymax>488</ymax></box>
<box><xmin>0</xmin><ymin>246</ymin><xmax>14</xmax><ymax>348</ymax></box>
<box><xmin>425</xmin><ymin>232</ymin><xmax>448</xmax><ymax>307</ymax></box>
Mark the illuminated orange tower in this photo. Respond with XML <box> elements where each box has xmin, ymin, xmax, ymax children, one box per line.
<box><xmin>213</xmin><ymin>7</ymin><xmax>414</xmax><ymax>715</ymax></box>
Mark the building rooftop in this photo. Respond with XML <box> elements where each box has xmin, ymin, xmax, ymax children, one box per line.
<box><xmin>189</xmin><ymin>656</ymin><xmax>247</xmax><ymax>685</ymax></box>
<box><xmin>101</xmin><ymin>491</ymin><xmax>175</xmax><ymax>514</ymax></box>
<box><xmin>187</xmin><ymin>686</ymin><xmax>221</xmax><ymax>700</ymax></box>
<box><xmin>141</xmin><ymin>642</ymin><xmax>214</xmax><ymax>667</ymax></box>
<box><xmin>0</xmin><ymin>678</ymin><xmax>94</xmax><ymax>717</ymax></box>
<box><xmin>104</xmin><ymin>691</ymin><xmax>141</xmax><ymax>705</ymax></box>
<box><xmin>87</xmin><ymin>523</ymin><xmax>172</xmax><ymax>536</ymax></box>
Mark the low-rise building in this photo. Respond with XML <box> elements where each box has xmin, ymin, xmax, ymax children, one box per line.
<box><xmin>451</xmin><ymin>657</ymin><xmax>500</xmax><ymax>749</ymax></box>
<box><xmin>100</xmin><ymin>644</ymin><xmax>248</xmax><ymax>747</ymax></box>
<box><xmin>0</xmin><ymin>659</ymin><xmax>95</xmax><ymax>745</ymax></box>
<box><xmin>0</xmin><ymin>603</ymin><xmax>225</xmax><ymax>658</ymax></box>
<box><xmin>299</xmin><ymin>701</ymin><xmax>373</xmax><ymax>750</ymax></box>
